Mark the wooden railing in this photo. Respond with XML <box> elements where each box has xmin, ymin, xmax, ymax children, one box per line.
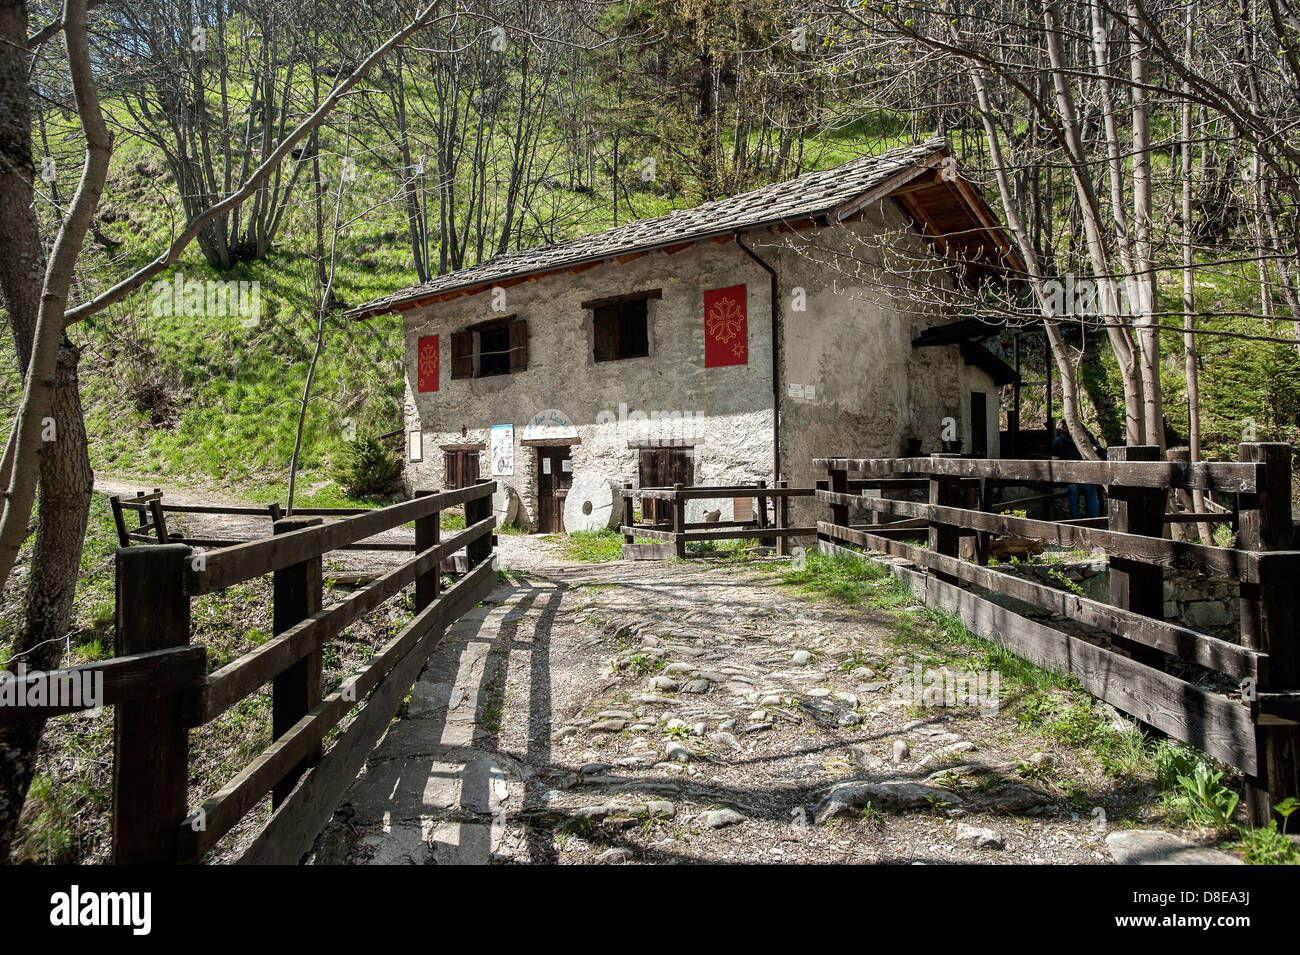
<box><xmin>815</xmin><ymin>444</ymin><xmax>1300</xmax><ymax>822</ymax></box>
<box><xmin>108</xmin><ymin>489</ymin><xmax>395</xmax><ymax>550</ymax></box>
<box><xmin>2</xmin><ymin>480</ymin><xmax>497</xmax><ymax>864</ymax></box>
<box><xmin>618</xmin><ymin>481</ymin><xmax>816</xmax><ymax>558</ymax></box>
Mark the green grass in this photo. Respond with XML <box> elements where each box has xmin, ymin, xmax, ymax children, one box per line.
<box><xmin>555</xmin><ymin>529</ymin><xmax>624</xmax><ymax>562</ymax></box>
<box><xmin>780</xmin><ymin>551</ymin><xmax>909</xmax><ymax>606</ymax></box>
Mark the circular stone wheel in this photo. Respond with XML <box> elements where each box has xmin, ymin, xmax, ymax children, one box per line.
<box><xmin>492</xmin><ymin>484</ymin><xmax>521</xmax><ymax>527</ymax></box>
<box><xmin>563</xmin><ymin>473</ymin><xmax>620</xmax><ymax>533</ymax></box>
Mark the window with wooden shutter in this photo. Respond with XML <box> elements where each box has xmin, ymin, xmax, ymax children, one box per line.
<box><xmin>450</xmin><ymin>318</ymin><xmax>527</xmax><ymax>379</ymax></box>
<box><xmin>450</xmin><ymin>330</ymin><xmax>473</xmax><ymax>380</ymax></box>
<box><xmin>443</xmin><ymin>449</ymin><xmax>481</xmax><ymax>489</ymax></box>
<box><xmin>508</xmin><ymin>317</ymin><xmax>528</xmax><ymax>373</ymax></box>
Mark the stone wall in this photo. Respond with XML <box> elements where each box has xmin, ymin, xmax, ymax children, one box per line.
<box><xmin>995</xmin><ymin>558</ymin><xmax>1241</xmax><ymax>642</ymax></box>
<box><xmin>399</xmin><ymin>200</ymin><xmax>1001</xmax><ymax>531</ymax></box>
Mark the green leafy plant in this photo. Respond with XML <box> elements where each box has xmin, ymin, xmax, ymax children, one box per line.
<box><xmin>1272</xmin><ymin>796</ymin><xmax>1298</xmax><ymax>831</ymax></box>
<box><xmin>1153</xmin><ymin>741</ymin><xmax>1201</xmax><ymax>790</ymax></box>
<box><xmin>1175</xmin><ymin>761</ymin><xmax>1240</xmax><ymax>829</ymax></box>
<box><xmin>329</xmin><ymin>430</ymin><xmax>400</xmax><ymax>497</ymax></box>
<box><xmin>1228</xmin><ymin>821</ymin><xmax>1300</xmax><ymax>865</ymax></box>
<box><xmin>1047</xmin><ymin>568</ymin><xmax>1085</xmax><ymax>598</ymax></box>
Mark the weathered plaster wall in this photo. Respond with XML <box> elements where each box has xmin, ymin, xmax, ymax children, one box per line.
<box><xmin>401</xmin><ymin>240</ymin><xmax>775</xmax><ymax>526</ymax></box>
<box><xmin>398</xmin><ymin>197</ymin><xmax>1000</xmax><ymax>532</ymax></box>
<box><xmin>758</xmin><ymin>201</ymin><xmax>1002</xmax><ymax>527</ymax></box>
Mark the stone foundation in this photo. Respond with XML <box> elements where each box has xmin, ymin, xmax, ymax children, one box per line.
<box><xmin>995</xmin><ymin>557</ymin><xmax>1240</xmax><ymax>642</ymax></box>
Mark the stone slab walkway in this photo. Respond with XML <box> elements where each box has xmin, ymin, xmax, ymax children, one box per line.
<box><xmin>308</xmin><ymin>536</ymin><xmax>1250</xmax><ymax>865</ymax></box>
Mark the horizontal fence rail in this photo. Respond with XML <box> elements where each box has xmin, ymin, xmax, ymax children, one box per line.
<box><xmin>108</xmin><ymin>490</ymin><xmax>412</xmax><ymax>552</ymax></box>
<box><xmin>5</xmin><ymin>481</ymin><xmax>499</xmax><ymax>864</ymax></box>
<box><xmin>814</xmin><ymin>444</ymin><xmax>1299</xmax><ymax>824</ymax></box>
<box><xmin>618</xmin><ymin>480</ymin><xmax>816</xmax><ymax>558</ymax></box>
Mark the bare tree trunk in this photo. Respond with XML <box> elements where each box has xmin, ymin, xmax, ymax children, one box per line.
<box><xmin>1182</xmin><ymin>0</ymin><xmax>1210</xmax><ymax>543</ymax></box>
<box><xmin>965</xmin><ymin>51</ymin><xmax>1096</xmax><ymax>458</ymax></box>
<box><xmin>0</xmin><ymin>0</ymin><xmax>110</xmax><ymax>644</ymax></box>
<box><xmin>1127</xmin><ymin>0</ymin><xmax>1164</xmax><ymax>451</ymax></box>
<box><xmin>0</xmin><ymin>0</ymin><xmax>100</xmax><ymax>860</ymax></box>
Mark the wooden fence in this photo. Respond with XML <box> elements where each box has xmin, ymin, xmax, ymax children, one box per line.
<box><xmin>1</xmin><ymin>480</ymin><xmax>497</xmax><ymax>864</ymax></box>
<box><xmin>109</xmin><ymin>489</ymin><xmax>389</xmax><ymax>549</ymax></box>
<box><xmin>618</xmin><ymin>480</ymin><xmax>816</xmax><ymax>559</ymax></box>
<box><xmin>815</xmin><ymin>444</ymin><xmax>1300</xmax><ymax>822</ymax></box>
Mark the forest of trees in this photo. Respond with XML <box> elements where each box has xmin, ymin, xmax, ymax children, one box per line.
<box><xmin>3</xmin><ymin>0</ymin><xmax>1300</xmax><ymax>859</ymax></box>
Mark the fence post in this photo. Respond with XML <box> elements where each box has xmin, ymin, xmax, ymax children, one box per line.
<box><xmin>1106</xmin><ymin>445</ymin><xmax>1166</xmax><ymax>669</ymax></box>
<box><xmin>974</xmin><ymin>477</ymin><xmax>991</xmax><ymax>565</ymax></box>
<box><xmin>929</xmin><ymin>454</ymin><xmax>961</xmax><ymax>582</ymax></box>
<box><xmin>672</xmin><ymin>483</ymin><xmax>686</xmax><ymax>559</ymax></box>
<box><xmin>815</xmin><ymin>478</ymin><xmax>830</xmax><ymax>550</ymax></box>
<box><xmin>1166</xmin><ymin>448</ymin><xmax>1191</xmax><ymax>543</ymax></box>
<box><xmin>271</xmin><ymin>516</ymin><xmax>323</xmax><ymax>807</ymax></box>
<box><xmin>622</xmin><ymin>481</ymin><xmax>635</xmax><ymax>545</ymax></box>
<box><xmin>756</xmin><ymin>479</ymin><xmax>774</xmax><ymax>548</ymax></box>
<box><xmin>775</xmin><ymin>479</ymin><xmax>789</xmax><ymax>557</ymax></box>
<box><xmin>148</xmin><ymin>497</ymin><xmax>170</xmax><ymax>544</ymax></box>
<box><xmin>1237</xmin><ymin>442</ymin><xmax>1299</xmax><ymax>822</ymax></box>
<box><xmin>109</xmin><ymin>495</ymin><xmax>130</xmax><ymax>548</ymax></box>
<box><xmin>113</xmin><ymin>543</ymin><xmax>191</xmax><ymax>864</ymax></box>
<box><xmin>465</xmin><ymin>479</ymin><xmax>494</xmax><ymax>568</ymax></box>
<box><xmin>829</xmin><ymin>467</ymin><xmax>849</xmax><ymax>529</ymax></box>
<box><xmin>414</xmin><ymin>489</ymin><xmax>441</xmax><ymax>611</ymax></box>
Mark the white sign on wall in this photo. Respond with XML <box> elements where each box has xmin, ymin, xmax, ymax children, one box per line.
<box><xmin>490</xmin><ymin>425</ymin><xmax>515</xmax><ymax>476</ymax></box>
<box><xmin>523</xmin><ymin>408</ymin><xmax>577</xmax><ymax>441</ymax></box>
<box><xmin>786</xmin><ymin>383</ymin><xmax>817</xmax><ymax>401</ymax></box>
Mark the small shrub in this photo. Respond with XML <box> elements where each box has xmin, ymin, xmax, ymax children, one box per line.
<box><xmin>1229</xmin><ymin>821</ymin><xmax>1300</xmax><ymax>865</ymax></box>
<box><xmin>330</xmin><ymin>431</ymin><xmax>401</xmax><ymax>496</ymax></box>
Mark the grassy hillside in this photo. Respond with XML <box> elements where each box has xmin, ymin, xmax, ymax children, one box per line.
<box><xmin>45</xmin><ymin>95</ymin><xmax>880</xmax><ymax>502</ymax></box>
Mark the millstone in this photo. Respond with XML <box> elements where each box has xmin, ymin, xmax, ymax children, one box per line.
<box><xmin>564</xmin><ymin>473</ymin><xmax>620</xmax><ymax>533</ymax></box>
<box><xmin>493</xmin><ymin>483</ymin><xmax>521</xmax><ymax>526</ymax></box>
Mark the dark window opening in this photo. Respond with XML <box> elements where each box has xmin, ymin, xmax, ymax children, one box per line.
<box><xmin>450</xmin><ymin>317</ymin><xmax>527</xmax><ymax>380</ymax></box>
<box><xmin>478</xmin><ymin>323</ymin><xmax>511</xmax><ymax>377</ymax></box>
<box><xmin>594</xmin><ymin>299</ymin><xmax>649</xmax><ymax>362</ymax></box>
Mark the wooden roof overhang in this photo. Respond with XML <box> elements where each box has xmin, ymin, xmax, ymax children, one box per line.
<box><xmin>913</xmin><ymin>316</ymin><xmax>1019</xmax><ymax>386</ymax></box>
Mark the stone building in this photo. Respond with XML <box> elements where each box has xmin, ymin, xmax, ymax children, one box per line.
<box><xmin>349</xmin><ymin>139</ymin><xmax>1019</xmax><ymax>532</ymax></box>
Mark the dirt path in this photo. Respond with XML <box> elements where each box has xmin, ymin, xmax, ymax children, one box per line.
<box><xmin>94</xmin><ymin>474</ymin><xmax>414</xmax><ymax>577</ymax></box>
<box><xmin>310</xmin><ymin>536</ymin><xmax>1241</xmax><ymax>865</ymax></box>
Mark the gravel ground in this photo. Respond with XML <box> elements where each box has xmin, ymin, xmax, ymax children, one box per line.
<box><xmin>310</xmin><ymin>533</ymin><xmax>1242</xmax><ymax>865</ymax></box>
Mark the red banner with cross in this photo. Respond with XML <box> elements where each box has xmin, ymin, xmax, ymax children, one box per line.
<box><xmin>417</xmin><ymin>335</ymin><xmax>439</xmax><ymax>392</ymax></box>
<box><xmin>704</xmin><ymin>284</ymin><xmax>747</xmax><ymax>368</ymax></box>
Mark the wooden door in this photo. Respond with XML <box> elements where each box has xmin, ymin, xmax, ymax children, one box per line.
<box><xmin>537</xmin><ymin>446</ymin><xmax>573</xmax><ymax>533</ymax></box>
<box><xmin>638</xmin><ymin>448</ymin><xmax>694</xmax><ymax>524</ymax></box>
<box><xmin>444</xmin><ymin>449</ymin><xmax>480</xmax><ymax>490</ymax></box>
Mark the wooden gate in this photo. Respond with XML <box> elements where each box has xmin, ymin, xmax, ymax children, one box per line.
<box><xmin>638</xmin><ymin>448</ymin><xmax>693</xmax><ymax>524</ymax></box>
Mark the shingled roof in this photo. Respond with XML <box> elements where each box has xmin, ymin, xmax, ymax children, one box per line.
<box><xmin>349</xmin><ymin>138</ymin><xmax>1014</xmax><ymax>320</ymax></box>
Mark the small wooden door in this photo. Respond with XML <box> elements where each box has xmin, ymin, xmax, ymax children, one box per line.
<box><xmin>537</xmin><ymin>446</ymin><xmax>573</xmax><ymax>533</ymax></box>
<box><xmin>638</xmin><ymin>448</ymin><xmax>694</xmax><ymax>524</ymax></box>
<box><xmin>444</xmin><ymin>449</ymin><xmax>480</xmax><ymax>490</ymax></box>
